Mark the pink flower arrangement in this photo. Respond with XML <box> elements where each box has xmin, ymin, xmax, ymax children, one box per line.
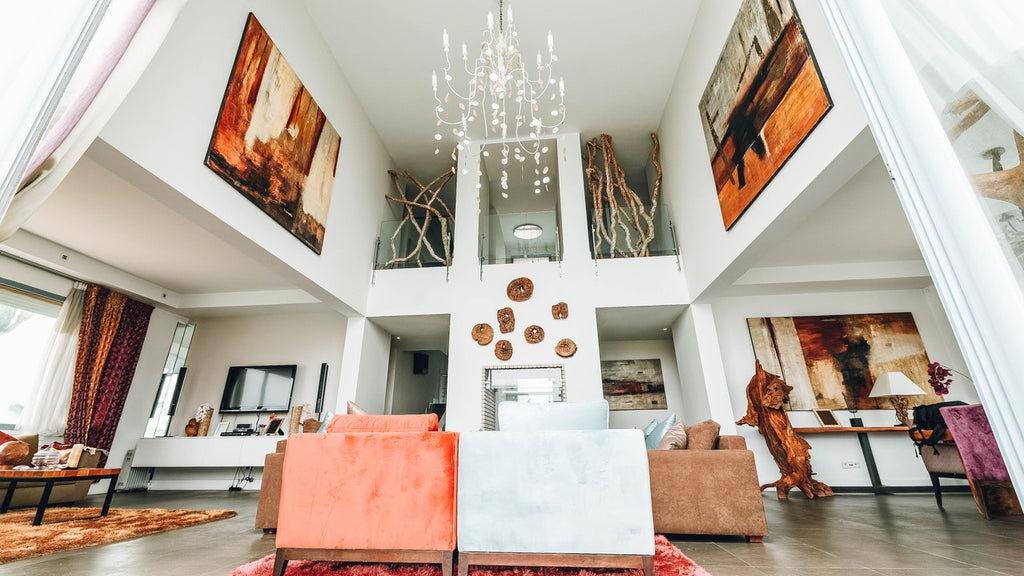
<box><xmin>927</xmin><ymin>362</ymin><xmax>955</xmax><ymax>395</ymax></box>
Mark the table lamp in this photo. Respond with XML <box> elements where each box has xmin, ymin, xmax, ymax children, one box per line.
<box><xmin>869</xmin><ymin>371</ymin><xmax>926</xmax><ymax>426</ymax></box>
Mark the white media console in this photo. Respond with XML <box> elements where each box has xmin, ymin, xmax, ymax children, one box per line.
<box><xmin>130</xmin><ymin>436</ymin><xmax>284</xmax><ymax>491</ymax></box>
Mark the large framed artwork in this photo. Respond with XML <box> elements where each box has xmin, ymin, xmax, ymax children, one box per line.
<box><xmin>600</xmin><ymin>359</ymin><xmax>668</xmax><ymax>411</ymax></box>
<box><xmin>747</xmin><ymin>313</ymin><xmax>942</xmax><ymax>411</ymax></box>
<box><xmin>205</xmin><ymin>13</ymin><xmax>340</xmax><ymax>254</ymax></box>
<box><xmin>699</xmin><ymin>0</ymin><xmax>832</xmax><ymax>230</ymax></box>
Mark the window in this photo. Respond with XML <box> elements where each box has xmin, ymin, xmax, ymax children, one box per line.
<box><xmin>144</xmin><ymin>321</ymin><xmax>195</xmax><ymax>437</ymax></box>
<box><xmin>0</xmin><ymin>283</ymin><xmax>61</xmax><ymax>429</ymax></box>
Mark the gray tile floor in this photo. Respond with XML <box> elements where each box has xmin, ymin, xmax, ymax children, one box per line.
<box><xmin>2</xmin><ymin>490</ymin><xmax>1022</xmax><ymax>576</ymax></box>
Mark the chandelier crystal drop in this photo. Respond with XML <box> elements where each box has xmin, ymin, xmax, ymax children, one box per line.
<box><xmin>431</xmin><ymin>0</ymin><xmax>565</xmax><ymax>191</ymax></box>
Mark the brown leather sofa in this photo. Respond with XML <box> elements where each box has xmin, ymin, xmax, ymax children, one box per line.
<box><xmin>255</xmin><ymin>439</ymin><xmax>287</xmax><ymax>532</ymax></box>
<box><xmin>647</xmin><ymin>435</ymin><xmax>768</xmax><ymax>541</ymax></box>
<box><xmin>4</xmin><ymin>434</ymin><xmax>102</xmax><ymax>509</ymax></box>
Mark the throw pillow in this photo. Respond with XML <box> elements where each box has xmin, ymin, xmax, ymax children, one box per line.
<box><xmin>656</xmin><ymin>421</ymin><xmax>688</xmax><ymax>449</ymax></box>
<box><xmin>642</xmin><ymin>418</ymin><xmax>659</xmax><ymax>437</ymax></box>
<box><xmin>346</xmin><ymin>400</ymin><xmax>369</xmax><ymax>415</ymax></box>
<box><xmin>0</xmin><ymin>430</ymin><xmax>17</xmax><ymax>445</ymax></box>
<box><xmin>317</xmin><ymin>411</ymin><xmax>334</xmax><ymax>433</ymax></box>
<box><xmin>644</xmin><ymin>413</ymin><xmax>677</xmax><ymax>450</ymax></box>
<box><xmin>0</xmin><ymin>440</ymin><xmax>30</xmax><ymax>466</ymax></box>
<box><xmin>685</xmin><ymin>419</ymin><xmax>721</xmax><ymax>450</ymax></box>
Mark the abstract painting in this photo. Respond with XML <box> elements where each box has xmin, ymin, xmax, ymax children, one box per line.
<box><xmin>205</xmin><ymin>13</ymin><xmax>340</xmax><ymax>254</ymax></box>
<box><xmin>601</xmin><ymin>359</ymin><xmax>668</xmax><ymax>411</ymax></box>
<box><xmin>747</xmin><ymin>313</ymin><xmax>942</xmax><ymax>411</ymax></box>
<box><xmin>699</xmin><ymin>0</ymin><xmax>832</xmax><ymax>230</ymax></box>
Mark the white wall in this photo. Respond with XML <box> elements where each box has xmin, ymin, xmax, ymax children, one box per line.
<box><xmin>98</xmin><ymin>0</ymin><xmax>394</xmax><ymax>316</ymax></box>
<box><xmin>599</xmin><ymin>340</ymin><xmax>681</xmax><ymax>430</ymax></box>
<box><xmin>390</xmin><ymin>350</ymin><xmax>445</xmax><ymax>416</ymax></box>
<box><xmin>712</xmin><ymin>287</ymin><xmax>977</xmax><ymax>488</ymax></box>
<box><xmin>172</xmin><ymin>311</ymin><xmax>347</xmax><ymax>436</ymax></box>
<box><xmin>659</xmin><ymin>0</ymin><xmax>875</xmax><ymax>300</ymax></box>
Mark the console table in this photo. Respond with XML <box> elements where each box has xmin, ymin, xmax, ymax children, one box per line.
<box><xmin>132</xmin><ymin>436</ymin><xmax>283</xmax><ymax>491</ymax></box>
<box><xmin>0</xmin><ymin>467</ymin><xmax>120</xmax><ymax>525</ymax></box>
<box><xmin>132</xmin><ymin>436</ymin><xmax>282</xmax><ymax>468</ymax></box>
<box><xmin>794</xmin><ymin>426</ymin><xmax>908</xmax><ymax>491</ymax></box>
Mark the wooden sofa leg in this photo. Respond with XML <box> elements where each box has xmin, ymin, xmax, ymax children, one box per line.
<box><xmin>746</xmin><ymin>535</ymin><xmax>764</xmax><ymax>543</ymax></box>
<box><xmin>642</xmin><ymin>554</ymin><xmax>655</xmax><ymax>576</ymax></box>
<box><xmin>272</xmin><ymin>549</ymin><xmax>288</xmax><ymax>576</ymax></box>
<box><xmin>442</xmin><ymin>551</ymin><xmax>454</xmax><ymax>576</ymax></box>
<box><xmin>457</xmin><ymin>553</ymin><xmax>470</xmax><ymax>576</ymax></box>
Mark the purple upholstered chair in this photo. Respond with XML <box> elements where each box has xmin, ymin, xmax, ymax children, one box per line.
<box><xmin>940</xmin><ymin>404</ymin><xmax>1022</xmax><ymax>518</ymax></box>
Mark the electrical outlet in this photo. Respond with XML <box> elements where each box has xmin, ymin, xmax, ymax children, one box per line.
<box><xmin>842</xmin><ymin>461</ymin><xmax>860</xmax><ymax>469</ymax></box>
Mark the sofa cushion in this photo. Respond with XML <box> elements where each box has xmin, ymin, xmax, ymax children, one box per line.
<box><xmin>0</xmin><ymin>430</ymin><xmax>18</xmax><ymax>445</ymax></box>
<box><xmin>644</xmin><ymin>413</ymin><xmax>677</xmax><ymax>450</ymax></box>
<box><xmin>497</xmin><ymin>400</ymin><xmax>608</xmax><ymax>431</ymax></box>
<box><xmin>346</xmin><ymin>401</ymin><xmax>369</xmax><ymax>415</ymax></box>
<box><xmin>656</xmin><ymin>421</ymin><xmax>688</xmax><ymax>450</ymax></box>
<box><xmin>326</xmin><ymin>413</ymin><xmax>438</xmax><ymax>433</ymax></box>
<box><xmin>685</xmin><ymin>420</ymin><xmax>720</xmax><ymax>450</ymax></box>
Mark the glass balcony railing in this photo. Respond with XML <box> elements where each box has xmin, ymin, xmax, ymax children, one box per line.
<box><xmin>375</xmin><ymin>216</ymin><xmax>453</xmax><ymax>269</ymax></box>
<box><xmin>589</xmin><ymin>204</ymin><xmax>677</xmax><ymax>259</ymax></box>
<box><xmin>480</xmin><ymin>210</ymin><xmax>561</xmax><ymax>265</ymax></box>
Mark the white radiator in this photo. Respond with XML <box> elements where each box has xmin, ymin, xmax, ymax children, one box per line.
<box><xmin>115</xmin><ymin>448</ymin><xmax>152</xmax><ymax>492</ymax></box>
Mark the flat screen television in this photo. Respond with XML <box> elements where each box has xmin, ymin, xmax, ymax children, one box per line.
<box><xmin>219</xmin><ymin>364</ymin><xmax>296</xmax><ymax>413</ymax></box>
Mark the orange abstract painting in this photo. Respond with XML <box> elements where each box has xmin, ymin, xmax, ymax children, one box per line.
<box><xmin>699</xmin><ymin>0</ymin><xmax>832</xmax><ymax>230</ymax></box>
<box><xmin>205</xmin><ymin>13</ymin><xmax>339</xmax><ymax>254</ymax></box>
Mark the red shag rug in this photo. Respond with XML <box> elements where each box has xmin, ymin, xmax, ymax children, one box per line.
<box><xmin>232</xmin><ymin>535</ymin><xmax>712</xmax><ymax>576</ymax></box>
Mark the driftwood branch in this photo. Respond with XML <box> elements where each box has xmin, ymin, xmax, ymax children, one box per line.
<box><xmin>381</xmin><ymin>167</ymin><xmax>456</xmax><ymax>269</ymax></box>
<box><xmin>584</xmin><ymin>133</ymin><xmax>663</xmax><ymax>258</ymax></box>
<box><xmin>737</xmin><ymin>361</ymin><xmax>833</xmax><ymax>500</ymax></box>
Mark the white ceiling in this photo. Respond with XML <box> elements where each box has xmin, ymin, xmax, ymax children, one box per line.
<box><xmin>596</xmin><ymin>305</ymin><xmax>685</xmax><ymax>341</ymax></box>
<box><xmin>752</xmin><ymin>156</ymin><xmax>923</xmax><ymax>268</ymax></box>
<box><xmin>304</xmin><ymin>0</ymin><xmax>701</xmax><ymax>180</ymax></box>
<box><xmin>20</xmin><ymin>152</ymin><xmax>294</xmax><ymax>295</ymax></box>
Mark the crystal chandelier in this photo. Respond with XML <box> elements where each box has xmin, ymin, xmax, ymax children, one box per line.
<box><xmin>431</xmin><ymin>0</ymin><xmax>565</xmax><ymax>196</ymax></box>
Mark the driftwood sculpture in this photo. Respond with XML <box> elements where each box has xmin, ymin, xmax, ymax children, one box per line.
<box><xmin>737</xmin><ymin>361</ymin><xmax>833</xmax><ymax>499</ymax></box>
<box><xmin>381</xmin><ymin>168</ymin><xmax>456</xmax><ymax>268</ymax></box>
<box><xmin>585</xmin><ymin>133</ymin><xmax>663</xmax><ymax>258</ymax></box>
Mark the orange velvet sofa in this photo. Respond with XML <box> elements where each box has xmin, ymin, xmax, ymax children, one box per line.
<box><xmin>273</xmin><ymin>414</ymin><xmax>458</xmax><ymax>576</ymax></box>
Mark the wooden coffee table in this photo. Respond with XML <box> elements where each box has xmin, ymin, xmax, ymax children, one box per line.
<box><xmin>0</xmin><ymin>467</ymin><xmax>121</xmax><ymax>525</ymax></box>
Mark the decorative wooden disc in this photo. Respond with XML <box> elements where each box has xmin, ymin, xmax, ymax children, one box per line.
<box><xmin>495</xmin><ymin>339</ymin><xmax>513</xmax><ymax>361</ymax></box>
<box><xmin>472</xmin><ymin>323</ymin><xmax>494</xmax><ymax>345</ymax></box>
<box><xmin>497</xmin><ymin>307</ymin><xmax>515</xmax><ymax>334</ymax></box>
<box><xmin>555</xmin><ymin>338</ymin><xmax>577</xmax><ymax>358</ymax></box>
<box><xmin>524</xmin><ymin>325</ymin><xmax>545</xmax><ymax>343</ymax></box>
<box><xmin>507</xmin><ymin>277</ymin><xmax>534</xmax><ymax>302</ymax></box>
<box><xmin>552</xmin><ymin>302</ymin><xmax>568</xmax><ymax>319</ymax></box>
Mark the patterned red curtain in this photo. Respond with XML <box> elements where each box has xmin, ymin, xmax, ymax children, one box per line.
<box><xmin>65</xmin><ymin>284</ymin><xmax>153</xmax><ymax>467</ymax></box>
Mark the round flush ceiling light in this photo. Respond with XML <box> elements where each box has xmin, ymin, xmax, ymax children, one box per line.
<box><xmin>513</xmin><ymin>223</ymin><xmax>543</xmax><ymax>240</ymax></box>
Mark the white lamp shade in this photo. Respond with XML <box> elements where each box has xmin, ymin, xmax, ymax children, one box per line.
<box><xmin>869</xmin><ymin>371</ymin><xmax>926</xmax><ymax>398</ymax></box>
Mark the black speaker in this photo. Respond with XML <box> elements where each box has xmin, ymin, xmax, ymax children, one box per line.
<box><xmin>166</xmin><ymin>367</ymin><xmax>187</xmax><ymax>417</ymax></box>
<box><xmin>315</xmin><ymin>363</ymin><xmax>328</xmax><ymax>413</ymax></box>
<box><xmin>413</xmin><ymin>352</ymin><xmax>429</xmax><ymax>375</ymax></box>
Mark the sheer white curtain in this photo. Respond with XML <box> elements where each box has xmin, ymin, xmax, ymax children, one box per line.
<box><xmin>888</xmin><ymin>0</ymin><xmax>1024</xmax><ymax>134</ymax></box>
<box><xmin>16</xmin><ymin>282</ymin><xmax>86</xmax><ymax>436</ymax></box>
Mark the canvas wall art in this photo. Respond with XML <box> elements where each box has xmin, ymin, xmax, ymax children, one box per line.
<box><xmin>747</xmin><ymin>313</ymin><xmax>942</xmax><ymax>411</ymax></box>
<box><xmin>205</xmin><ymin>13</ymin><xmax>340</xmax><ymax>254</ymax></box>
<box><xmin>699</xmin><ymin>0</ymin><xmax>832</xmax><ymax>230</ymax></box>
<box><xmin>600</xmin><ymin>359</ymin><xmax>668</xmax><ymax>411</ymax></box>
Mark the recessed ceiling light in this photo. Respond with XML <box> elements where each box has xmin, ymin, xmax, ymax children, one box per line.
<box><xmin>513</xmin><ymin>223</ymin><xmax>543</xmax><ymax>240</ymax></box>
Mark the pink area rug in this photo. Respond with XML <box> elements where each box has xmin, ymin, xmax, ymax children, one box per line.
<box><xmin>232</xmin><ymin>536</ymin><xmax>712</xmax><ymax>576</ymax></box>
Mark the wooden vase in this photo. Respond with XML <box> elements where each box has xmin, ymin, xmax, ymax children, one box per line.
<box><xmin>197</xmin><ymin>408</ymin><xmax>214</xmax><ymax>436</ymax></box>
